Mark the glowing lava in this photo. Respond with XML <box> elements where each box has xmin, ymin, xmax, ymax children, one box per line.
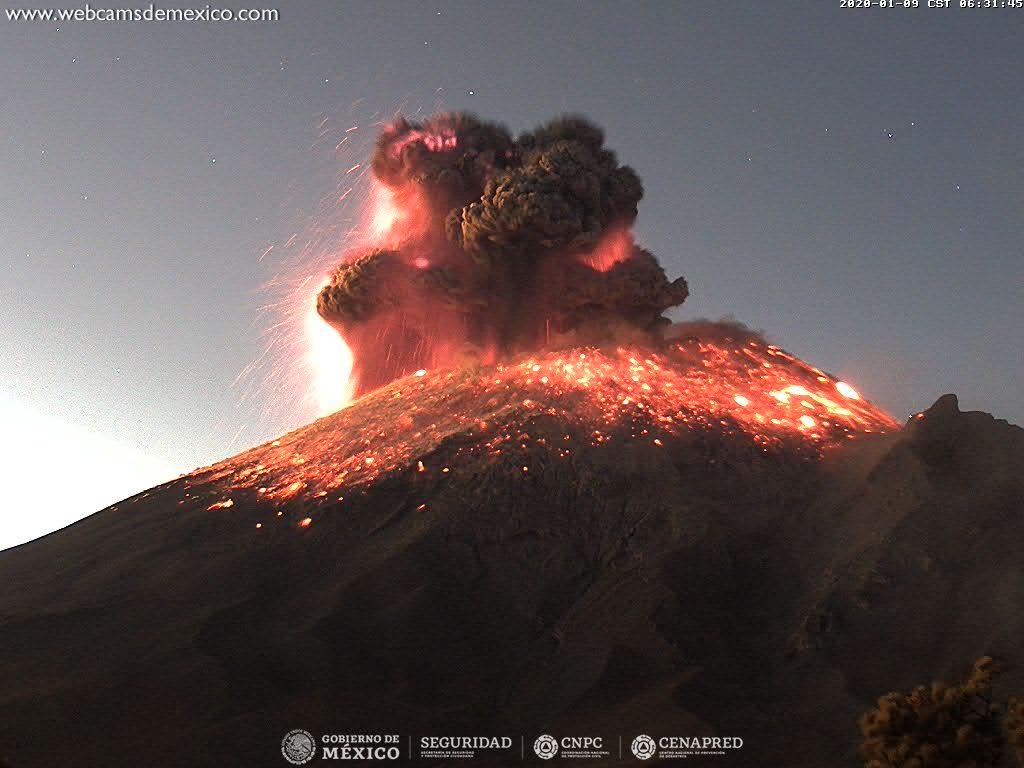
<box><xmin>188</xmin><ymin>335</ymin><xmax>898</xmax><ymax>529</ymax></box>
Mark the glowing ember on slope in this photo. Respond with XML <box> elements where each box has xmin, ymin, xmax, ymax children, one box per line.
<box><xmin>189</xmin><ymin>337</ymin><xmax>897</xmax><ymax>522</ymax></box>
<box><xmin>836</xmin><ymin>381</ymin><xmax>860</xmax><ymax>400</ymax></box>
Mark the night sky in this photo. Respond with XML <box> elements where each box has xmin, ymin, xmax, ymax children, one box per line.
<box><xmin>1</xmin><ymin>0</ymin><xmax>1021</xmax><ymax>549</ymax></box>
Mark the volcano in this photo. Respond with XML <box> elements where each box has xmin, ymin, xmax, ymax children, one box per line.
<box><xmin>0</xmin><ymin>332</ymin><xmax>1022</xmax><ymax>768</ymax></box>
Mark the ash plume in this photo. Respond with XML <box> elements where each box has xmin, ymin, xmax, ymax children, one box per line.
<box><xmin>666</xmin><ymin>318</ymin><xmax>768</xmax><ymax>345</ymax></box>
<box><xmin>317</xmin><ymin>113</ymin><xmax>688</xmax><ymax>396</ymax></box>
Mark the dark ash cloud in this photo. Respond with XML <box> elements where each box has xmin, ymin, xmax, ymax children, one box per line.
<box><xmin>317</xmin><ymin>113</ymin><xmax>688</xmax><ymax>396</ymax></box>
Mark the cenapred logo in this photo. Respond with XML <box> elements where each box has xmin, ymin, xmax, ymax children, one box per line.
<box><xmin>534</xmin><ymin>734</ymin><xmax>559</xmax><ymax>760</ymax></box>
<box><xmin>631</xmin><ymin>734</ymin><xmax>657</xmax><ymax>761</ymax></box>
<box><xmin>281</xmin><ymin>729</ymin><xmax>316</xmax><ymax>765</ymax></box>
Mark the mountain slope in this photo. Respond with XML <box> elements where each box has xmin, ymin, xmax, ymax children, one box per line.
<box><xmin>0</xmin><ymin>342</ymin><xmax>1021</xmax><ymax>767</ymax></box>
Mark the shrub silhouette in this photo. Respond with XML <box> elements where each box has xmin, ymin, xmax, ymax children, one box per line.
<box><xmin>1005</xmin><ymin>698</ymin><xmax>1024</xmax><ymax>765</ymax></box>
<box><xmin>858</xmin><ymin>657</ymin><xmax>1005</xmax><ymax>767</ymax></box>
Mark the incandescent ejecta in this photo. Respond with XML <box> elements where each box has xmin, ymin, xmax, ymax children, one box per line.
<box><xmin>316</xmin><ymin>113</ymin><xmax>688</xmax><ymax>397</ymax></box>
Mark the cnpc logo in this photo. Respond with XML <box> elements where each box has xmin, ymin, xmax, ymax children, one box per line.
<box><xmin>534</xmin><ymin>734</ymin><xmax>605</xmax><ymax>759</ymax></box>
<box><xmin>533</xmin><ymin>735</ymin><xmax>558</xmax><ymax>759</ymax></box>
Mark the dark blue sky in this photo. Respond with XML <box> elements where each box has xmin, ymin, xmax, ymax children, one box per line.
<box><xmin>1</xmin><ymin>1</ymin><xmax>1021</xmax><ymax>544</ymax></box>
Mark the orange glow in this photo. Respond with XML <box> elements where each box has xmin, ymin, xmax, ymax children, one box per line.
<box><xmin>298</xmin><ymin>517</ymin><xmax>312</xmax><ymax>528</ymax></box>
<box><xmin>189</xmin><ymin>338</ymin><xmax>897</xmax><ymax>534</ymax></box>
<box><xmin>368</xmin><ymin>184</ymin><xmax>401</xmax><ymax>241</ymax></box>
<box><xmin>578</xmin><ymin>228</ymin><xmax>633</xmax><ymax>272</ymax></box>
<box><xmin>306</xmin><ymin>280</ymin><xmax>354</xmax><ymax>416</ymax></box>
<box><xmin>366</xmin><ymin>182</ymin><xmax>430</xmax><ymax>247</ymax></box>
<box><xmin>836</xmin><ymin>381</ymin><xmax>860</xmax><ymax>400</ymax></box>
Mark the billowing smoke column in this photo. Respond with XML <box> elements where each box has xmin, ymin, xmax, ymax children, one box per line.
<box><xmin>317</xmin><ymin>113</ymin><xmax>689</xmax><ymax>397</ymax></box>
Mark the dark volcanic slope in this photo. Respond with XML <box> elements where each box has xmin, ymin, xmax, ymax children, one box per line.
<box><xmin>0</xmin><ymin>346</ymin><xmax>1021</xmax><ymax>767</ymax></box>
